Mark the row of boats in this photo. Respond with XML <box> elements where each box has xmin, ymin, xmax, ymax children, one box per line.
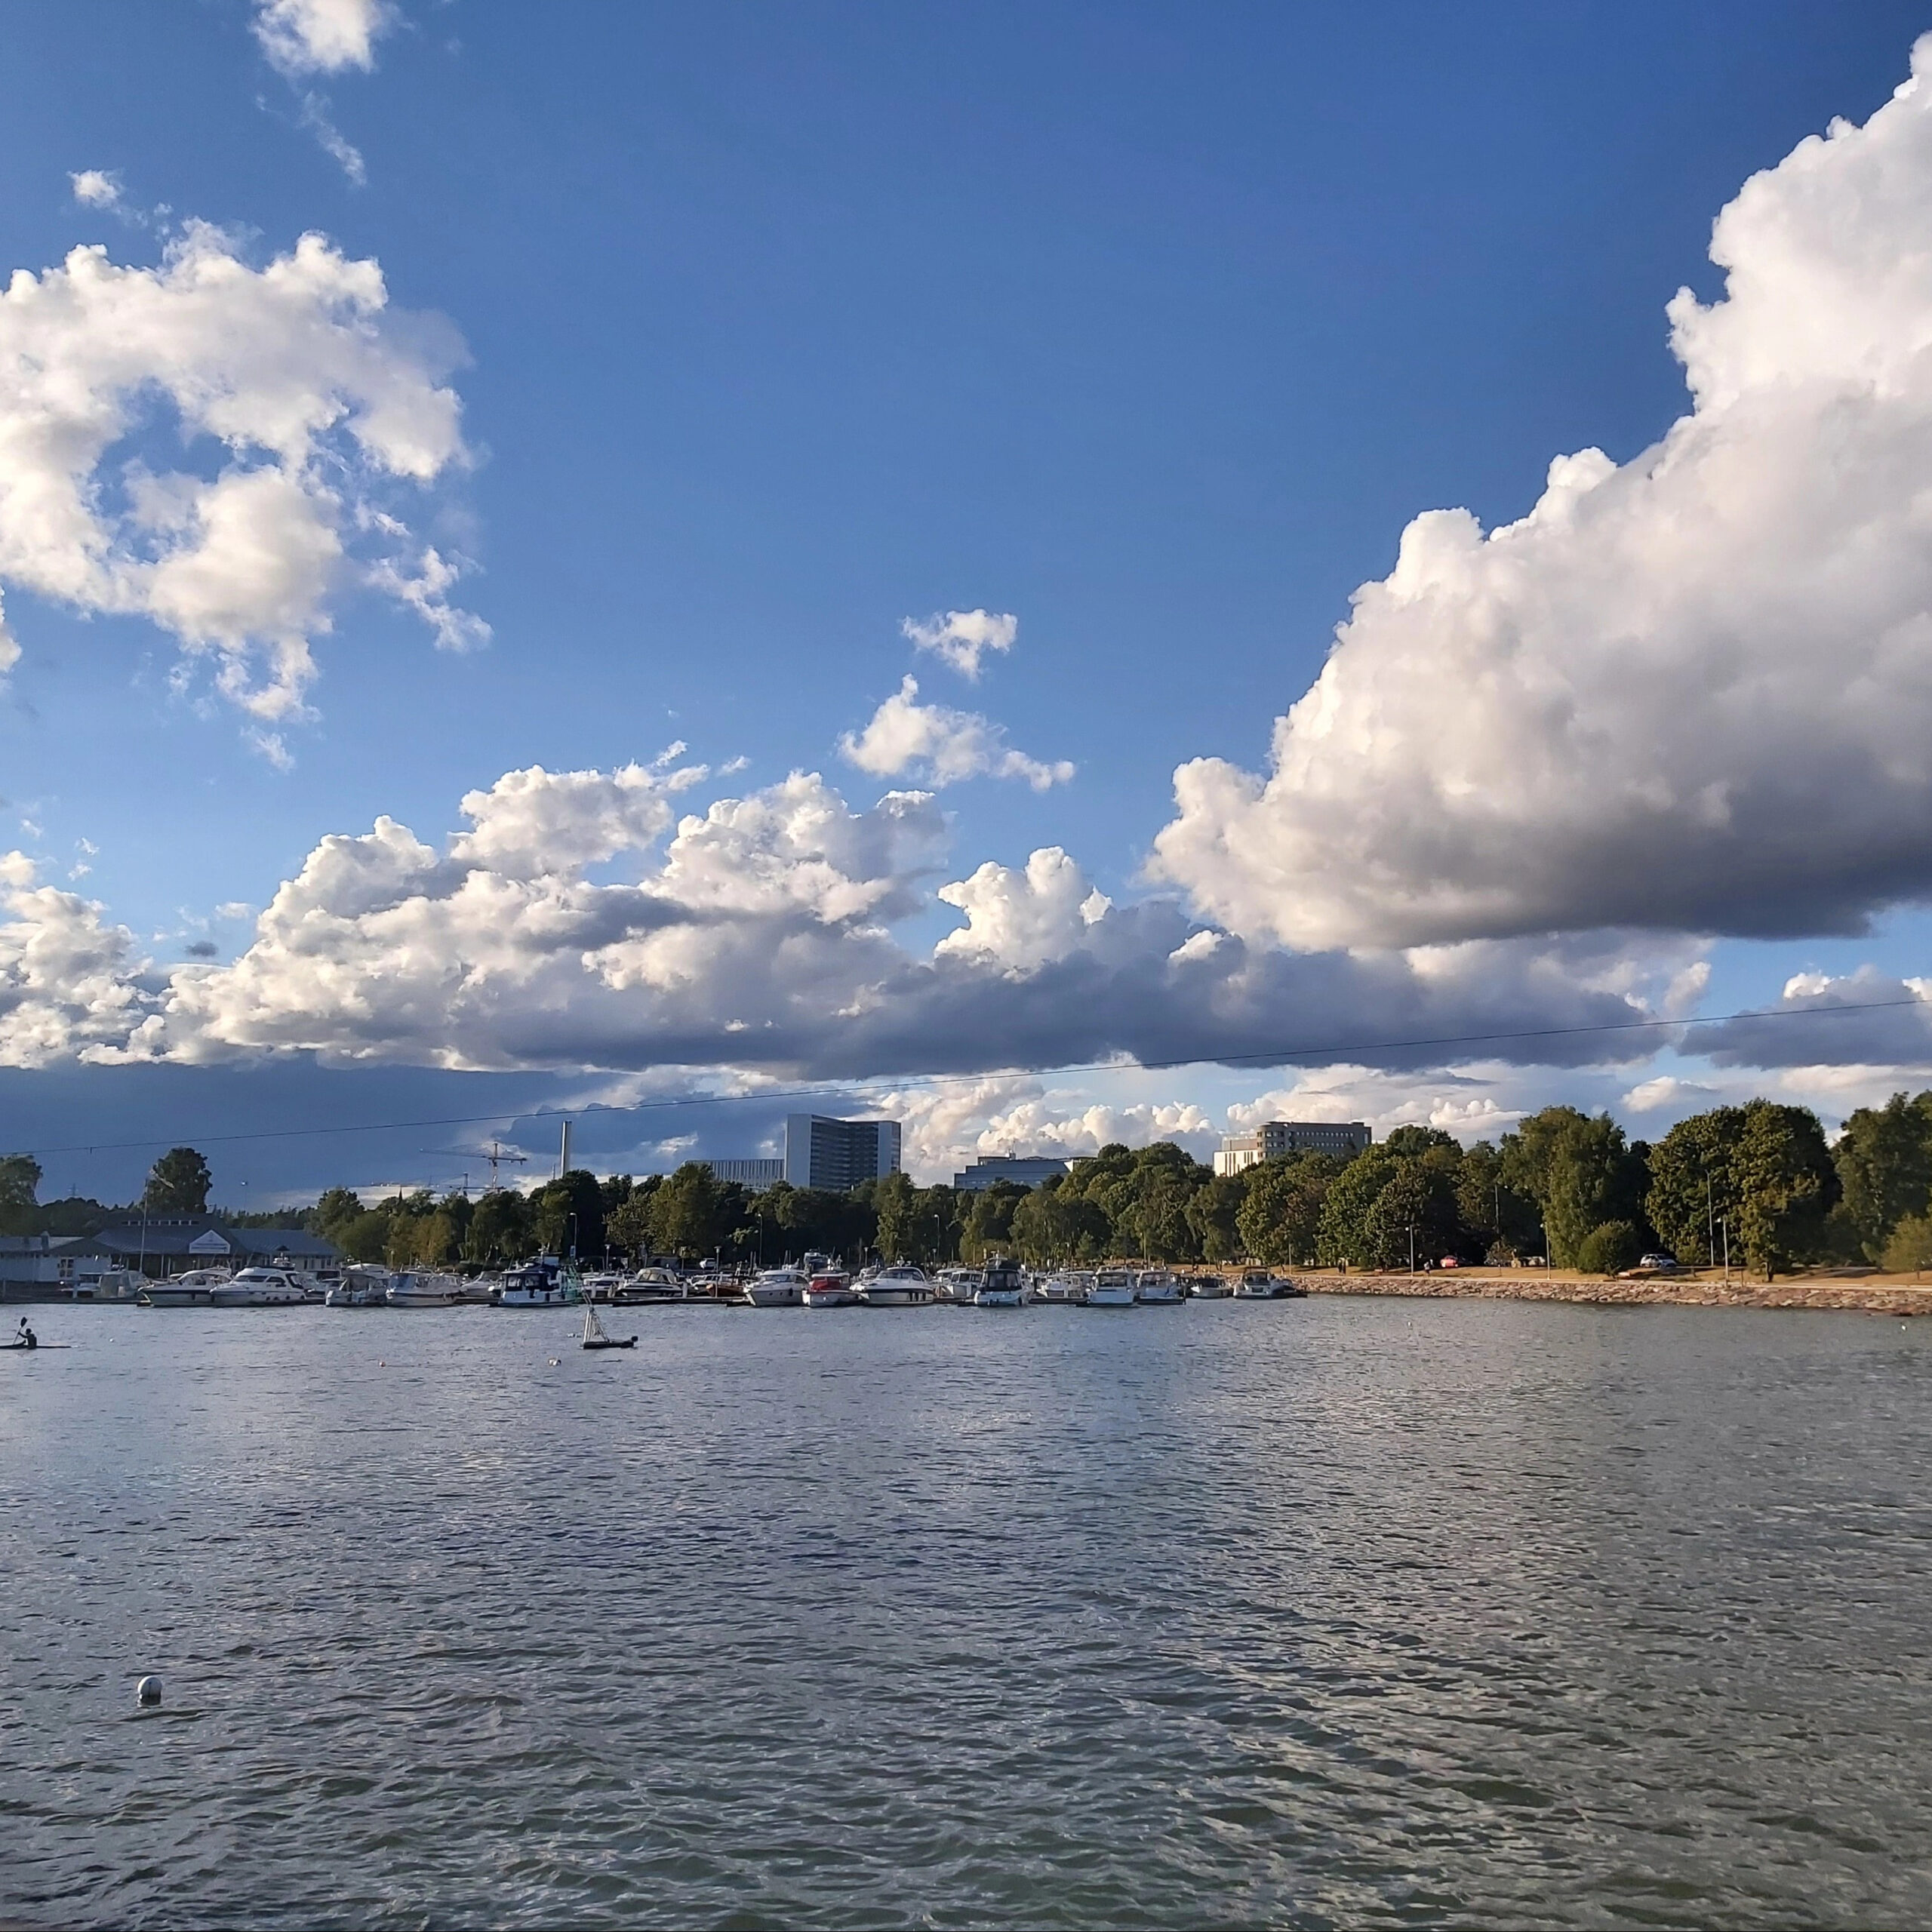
<box><xmin>742</xmin><ymin>1257</ymin><xmax>1309</xmax><ymax>1308</ymax></box>
<box><xmin>111</xmin><ymin>1254</ymin><xmax>1311</xmax><ymax>1312</ymax></box>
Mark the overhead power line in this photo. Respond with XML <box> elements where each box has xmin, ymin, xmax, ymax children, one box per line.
<box><xmin>13</xmin><ymin>993</ymin><xmax>1925</xmax><ymax>1163</ymax></box>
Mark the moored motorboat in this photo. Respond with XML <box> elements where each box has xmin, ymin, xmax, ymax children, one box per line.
<box><xmin>385</xmin><ymin>1271</ymin><xmax>466</xmax><ymax>1308</ymax></box>
<box><xmin>1234</xmin><ymin>1270</ymin><xmax>1303</xmax><ymax>1300</ymax></box>
<box><xmin>1084</xmin><ymin>1268</ymin><xmax>1137</xmax><ymax>1308</ymax></box>
<box><xmin>744</xmin><ymin>1266</ymin><xmax>806</xmax><ymax>1307</ymax></box>
<box><xmin>804</xmin><ymin>1261</ymin><xmax>860</xmax><ymax>1309</ymax></box>
<box><xmin>325</xmin><ymin>1266</ymin><xmax>391</xmax><ymax>1308</ymax></box>
<box><xmin>613</xmin><ymin>1267</ymin><xmax>688</xmax><ymax>1305</ymax></box>
<box><xmin>137</xmin><ymin>1267</ymin><xmax>230</xmax><ymax>1309</ymax></box>
<box><xmin>495</xmin><ymin>1259</ymin><xmax>580</xmax><ymax>1307</ymax></box>
<box><xmin>1135</xmin><ymin>1269</ymin><xmax>1186</xmax><ymax>1305</ymax></box>
<box><xmin>580</xmin><ymin>1272</ymin><xmax>624</xmax><ymax>1303</ymax></box>
<box><xmin>974</xmin><ymin>1256</ymin><xmax>1027</xmax><ymax>1307</ymax></box>
<box><xmin>1187</xmin><ymin>1273</ymin><xmax>1229</xmax><ymax>1299</ymax></box>
<box><xmin>211</xmin><ymin>1266</ymin><xmax>310</xmax><ymax>1307</ymax></box>
<box><xmin>1034</xmin><ymin>1271</ymin><xmax>1088</xmax><ymax>1305</ymax></box>
<box><xmin>856</xmin><ymin>1264</ymin><xmax>935</xmax><ymax>1307</ymax></box>
<box><xmin>936</xmin><ymin>1267</ymin><xmax>983</xmax><ymax>1305</ymax></box>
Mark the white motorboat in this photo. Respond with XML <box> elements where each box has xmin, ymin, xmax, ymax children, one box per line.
<box><xmin>1235</xmin><ymin>1270</ymin><xmax>1305</xmax><ymax>1300</ymax></box>
<box><xmin>211</xmin><ymin>1266</ymin><xmax>310</xmax><ymax>1307</ymax></box>
<box><xmin>745</xmin><ymin>1266</ymin><xmax>806</xmax><ymax>1307</ymax></box>
<box><xmin>137</xmin><ymin>1267</ymin><xmax>230</xmax><ymax>1308</ymax></box>
<box><xmin>857</xmin><ymin>1264</ymin><xmax>934</xmax><ymax>1307</ymax></box>
<box><xmin>495</xmin><ymin>1260</ymin><xmax>580</xmax><ymax>1307</ymax></box>
<box><xmin>325</xmin><ymin>1266</ymin><xmax>391</xmax><ymax>1308</ymax></box>
<box><xmin>1084</xmin><ymin>1268</ymin><xmax>1137</xmax><ymax>1308</ymax></box>
<box><xmin>385</xmin><ymin>1271</ymin><xmax>466</xmax><ymax>1308</ymax></box>
<box><xmin>1188</xmin><ymin>1274</ymin><xmax>1229</xmax><ymax>1300</ymax></box>
<box><xmin>974</xmin><ymin>1257</ymin><xmax>1027</xmax><ymax>1308</ymax></box>
<box><xmin>936</xmin><ymin>1267</ymin><xmax>983</xmax><ymax>1304</ymax></box>
<box><xmin>1033</xmin><ymin>1271</ymin><xmax>1087</xmax><ymax>1305</ymax></box>
<box><xmin>1135</xmin><ymin>1269</ymin><xmax>1186</xmax><ymax>1304</ymax></box>
<box><xmin>580</xmin><ymin>1272</ymin><xmax>624</xmax><ymax>1303</ymax></box>
<box><xmin>613</xmin><ymin>1267</ymin><xmax>688</xmax><ymax>1305</ymax></box>
<box><xmin>804</xmin><ymin>1261</ymin><xmax>860</xmax><ymax>1309</ymax></box>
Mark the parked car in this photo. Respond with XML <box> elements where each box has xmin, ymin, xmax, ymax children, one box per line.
<box><xmin>1638</xmin><ymin>1252</ymin><xmax>1678</xmax><ymax>1271</ymax></box>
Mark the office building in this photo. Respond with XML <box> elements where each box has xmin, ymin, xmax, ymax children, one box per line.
<box><xmin>1212</xmin><ymin>1121</ymin><xmax>1372</xmax><ymax>1177</ymax></box>
<box><xmin>951</xmin><ymin>1155</ymin><xmax>1070</xmax><ymax>1192</ymax></box>
<box><xmin>783</xmin><ymin>1115</ymin><xmax>902</xmax><ymax>1192</ymax></box>
<box><xmin>699</xmin><ymin>1158</ymin><xmax>784</xmax><ymax>1186</ymax></box>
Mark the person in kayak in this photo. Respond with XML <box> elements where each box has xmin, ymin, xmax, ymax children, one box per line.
<box><xmin>14</xmin><ymin>1315</ymin><xmax>35</xmax><ymax>1349</ymax></box>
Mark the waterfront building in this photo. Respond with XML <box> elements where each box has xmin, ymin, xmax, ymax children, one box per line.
<box><xmin>951</xmin><ymin>1155</ymin><xmax>1070</xmax><ymax>1192</ymax></box>
<box><xmin>783</xmin><ymin>1115</ymin><xmax>902</xmax><ymax>1191</ymax></box>
<box><xmin>1212</xmin><ymin>1121</ymin><xmax>1373</xmax><ymax>1177</ymax></box>
<box><xmin>90</xmin><ymin>1217</ymin><xmax>341</xmax><ymax>1278</ymax></box>
<box><xmin>699</xmin><ymin>1158</ymin><xmax>785</xmax><ymax>1186</ymax></box>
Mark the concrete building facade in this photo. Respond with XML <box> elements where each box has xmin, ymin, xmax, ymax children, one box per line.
<box><xmin>699</xmin><ymin>1158</ymin><xmax>785</xmax><ymax>1186</ymax></box>
<box><xmin>1212</xmin><ymin>1121</ymin><xmax>1373</xmax><ymax>1177</ymax></box>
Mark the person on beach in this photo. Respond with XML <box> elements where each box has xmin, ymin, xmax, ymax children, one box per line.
<box><xmin>16</xmin><ymin>1315</ymin><xmax>36</xmax><ymax>1349</ymax></box>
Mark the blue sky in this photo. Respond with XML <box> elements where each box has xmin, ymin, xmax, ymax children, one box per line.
<box><xmin>2</xmin><ymin>1</ymin><xmax>1931</xmax><ymax>1201</ymax></box>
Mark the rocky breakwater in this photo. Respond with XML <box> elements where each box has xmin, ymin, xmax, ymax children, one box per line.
<box><xmin>1297</xmin><ymin>1268</ymin><xmax>1932</xmax><ymax>1317</ymax></box>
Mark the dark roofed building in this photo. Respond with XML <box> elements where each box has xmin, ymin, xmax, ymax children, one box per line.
<box><xmin>90</xmin><ymin>1217</ymin><xmax>340</xmax><ymax>1276</ymax></box>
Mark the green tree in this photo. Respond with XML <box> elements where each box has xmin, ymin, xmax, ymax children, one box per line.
<box><xmin>1361</xmin><ymin>1157</ymin><xmax>1466</xmax><ymax>1270</ymax></box>
<box><xmin>466</xmin><ymin>1188</ymin><xmax>534</xmax><ymax>1265</ymax></box>
<box><xmin>144</xmin><ymin>1146</ymin><xmax>212</xmax><ymax>1214</ymax></box>
<box><xmin>1452</xmin><ymin>1141</ymin><xmax>1540</xmax><ymax>1260</ymax></box>
<box><xmin>961</xmin><ymin>1183</ymin><xmax>1026</xmax><ymax>1262</ymax></box>
<box><xmin>1237</xmin><ymin>1153</ymin><xmax>1338</xmax><ymax>1266</ymax></box>
<box><xmin>1732</xmin><ymin>1100</ymin><xmax>1838</xmax><ymax>1279</ymax></box>
<box><xmin>1010</xmin><ymin>1183</ymin><xmax>1111</xmax><ymax>1264</ymax></box>
<box><xmin>1186</xmin><ymin>1171</ymin><xmax>1249</xmax><ymax>1262</ymax></box>
<box><xmin>1645</xmin><ymin>1108</ymin><xmax>1743</xmax><ymax>1267</ymax></box>
<box><xmin>1502</xmin><ymin>1109</ymin><xmax>1647</xmax><ymax>1266</ymax></box>
<box><xmin>1317</xmin><ymin>1148</ymin><xmax>1397</xmax><ymax>1267</ymax></box>
<box><xmin>651</xmin><ymin>1163</ymin><xmax>728</xmax><ymax>1260</ymax></box>
<box><xmin>0</xmin><ymin>1154</ymin><xmax>42</xmax><ymax>1235</ymax></box>
<box><xmin>1833</xmin><ymin>1091</ymin><xmax>1932</xmax><ymax>1262</ymax></box>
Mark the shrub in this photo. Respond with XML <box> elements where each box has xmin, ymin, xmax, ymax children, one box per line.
<box><xmin>1575</xmin><ymin>1220</ymin><xmax>1641</xmax><ymax>1276</ymax></box>
<box><xmin>1881</xmin><ymin>1214</ymin><xmax>1932</xmax><ymax>1275</ymax></box>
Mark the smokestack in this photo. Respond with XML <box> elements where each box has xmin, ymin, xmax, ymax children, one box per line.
<box><xmin>558</xmin><ymin>1118</ymin><xmax>573</xmax><ymax>1180</ymax></box>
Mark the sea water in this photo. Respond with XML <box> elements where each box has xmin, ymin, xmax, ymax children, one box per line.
<box><xmin>4</xmin><ymin>1297</ymin><xmax>1930</xmax><ymax>1928</ymax></box>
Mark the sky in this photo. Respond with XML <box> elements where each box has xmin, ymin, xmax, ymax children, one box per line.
<box><xmin>4</xmin><ymin>0</ymin><xmax>1932</xmax><ymax>1204</ymax></box>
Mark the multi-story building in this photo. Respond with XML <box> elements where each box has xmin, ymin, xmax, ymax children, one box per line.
<box><xmin>699</xmin><ymin>1158</ymin><xmax>785</xmax><ymax>1186</ymax></box>
<box><xmin>950</xmin><ymin>1155</ymin><xmax>1070</xmax><ymax>1192</ymax></box>
<box><xmin>782</xmin><ymin>1115</ymin><xmax>903</xmax><ymax>1192</ymax></box>
<box><xmin>1212</xmin><ymin>1121</ymin><xmax>1372</xmax><ymax>1177</ymax></box>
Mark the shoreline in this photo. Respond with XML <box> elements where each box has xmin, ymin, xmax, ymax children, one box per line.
<box><xmin>1294</xmin><ymin>1266</ymin><xmax>1932</xmax><ymax>1316</ymax></box>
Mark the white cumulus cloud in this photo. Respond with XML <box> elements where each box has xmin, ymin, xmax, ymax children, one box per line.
<box><xmin>0</xmin><ymin>854</ymin><xmax>152</xmax><ymax>1067</ymax></box>
<box><xmin>900</xmin><ymin>608</ymin><xmax>1018</xmax><ymax>679</ymax></box>
<box><xmin>1153</xmin><ymin>39</ymin><xmax>1932</xmax><ymax>950</ymax></box>
<box><xmin>253</xmin><ymin>0</ymin><xmax>392</xmax><ymax>76</ymax></box>
<box><xmin>0</xmin><ymin>223</ymin><xmax>479</xmax><ymax>720</ymax></box>
<box><xmin>69</xmin><ymin>171</ymin><xmax>122</xmax><ymax>211</ymax></box>
<box><xmin>840</xmin><ymin>675</ymin><xmax>1073</xmax><ymax>790</ymax></box>
<box><xmin>936</xmin><ymin>848</ymin><xmax>1111</xmax><ymax>972</ymax></box>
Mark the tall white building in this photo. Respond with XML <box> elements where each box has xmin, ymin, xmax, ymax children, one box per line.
<box><xmin>1212</xmin><ymin>1121</ymin><xmax>1372</xmax><ymax>1177</ymax></box>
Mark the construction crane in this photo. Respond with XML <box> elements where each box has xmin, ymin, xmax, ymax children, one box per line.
<box><xmin>423</xmin><ymin>1140</ymin><xmax>531</xmax><ymax>1194</ymax></box>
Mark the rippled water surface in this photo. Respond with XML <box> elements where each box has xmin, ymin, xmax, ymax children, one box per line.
<box><xmin>5</xmin><ymin>1297</ymin><xmax>1931</xmax><ymax>1928</ymax></box>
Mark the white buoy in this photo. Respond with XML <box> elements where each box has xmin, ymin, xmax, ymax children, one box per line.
<box><xmin>137</xmin><ymin>1675</ymin><xmax>162</xmax><ymax>1706</ymax></box>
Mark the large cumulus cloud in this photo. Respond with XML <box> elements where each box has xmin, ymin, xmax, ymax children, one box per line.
<box><xmin>0</xmin><ymin>221</ymin><xmax>480</xmax><ymax>724</ymax></box>
<box><xmin>1153</xmin><ymin>42</ymin><xmax>1932</xmax><ymax>949</ymax></box>
<box><xmin>11</xmin><ymin>761</ymin><xmax>1668</xmax><ymax>1080</ymax></box>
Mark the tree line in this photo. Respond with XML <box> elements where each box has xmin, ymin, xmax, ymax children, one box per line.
<box><xmin>9</xmin><ymin>1089</ymin><xmax>1932</xmax><ymax>1278</ymax></box>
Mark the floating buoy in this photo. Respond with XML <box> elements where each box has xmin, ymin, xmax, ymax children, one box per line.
<box><xmin>548</xmin><ymin>1357</ymin><xmax>561</xmax><ymax>1366</ymax></box>
<box><xmin>137</xmin><ymin>1675</ymin><xmax>162</xmax><ymax>1706</ymax></box>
